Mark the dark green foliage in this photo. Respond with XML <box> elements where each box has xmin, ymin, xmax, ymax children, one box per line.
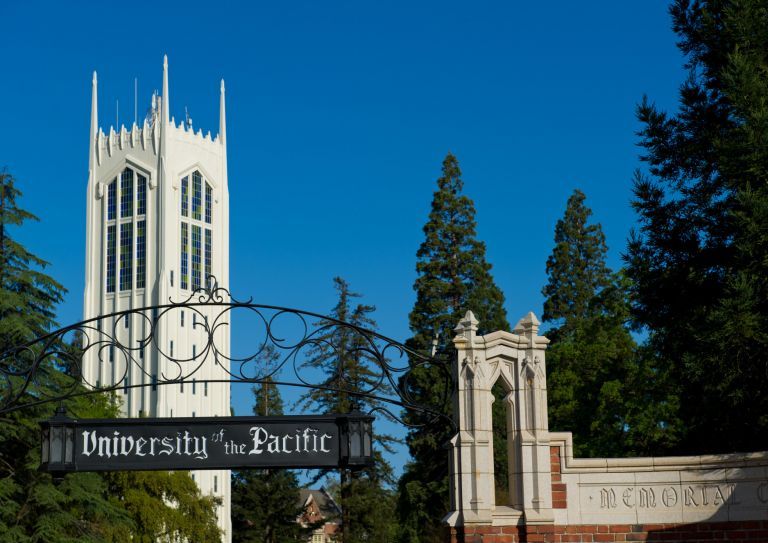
<box><xmin>326</xmin><ymin>456</ymin><xmax>398</xmax><ymax>543</ymax></box>
<box><xmin>491</xmin><ymin>381</ymin><xmax>509</xmax><ymax>505</ymax></box>
<box><xmin>0</xmin><ymin>170</ymin><xmax>64</xmax><ymax>349</ymax></box>
<box><xmin>0</xmin><ymin>380</ymin><xmax>135</xmax><ymax>543</ymax></box>
<box><xmin>625</xmin><ymin>0</ymin><xmax>768</xmax><ymax>453</ymax></box>
<box><xmin>543</xmin><ymin>190</ymin><xmax>612</xmax><ymax>326</ymax></box>
<box><xmin>232</xmin><ymin>356</ymin><xmax>309</xmax><ymax>543</ymax></box>
<box><xmin>543</xmin><ymin>190</ymin><xmax>679</xmax><ymax>456</ymax></box>
<box><xmin>398</xmin><ymin>153</ymin><xmax>508</xmax><ymax>542</ymax></box>
<box><xmin>297</xmin><ymin>277</ymin><xmax>398</xmax><ymax>543</ymax></box>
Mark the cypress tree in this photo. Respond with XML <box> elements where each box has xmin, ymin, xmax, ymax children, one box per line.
<box><xmin>625</xmin><ymin>0</ymin><xmax>768</xmax><ymax>453</ymax></box>
<box><xmin>398</xmin><ymin>153</ymin><xmax>508</xmax><ymax>543</ymax></box>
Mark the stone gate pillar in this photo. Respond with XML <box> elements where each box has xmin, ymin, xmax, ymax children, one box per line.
<box><xmin>445</xmin><ymin>310</ymin><xmax>552</xmax><ymax>534</ymax></box>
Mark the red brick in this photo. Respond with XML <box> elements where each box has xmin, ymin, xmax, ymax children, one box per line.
<box><xmin>610</xmin><ymin>525</ymin><xmax>633</xmax><ymax>533</ymax></box>
<box><xmin>624</xmin><ymin>534</ymin><xmax>648</xmax><ymax>542</ymax></box>
<box><xmin>594</xmin><ymin>535</ymin><xmax>615</xmax><ymax>542</ymax></box>
<box><xmin>474</xmin><ymin>526</ymin><xmax>500</xmax><ymax>534</ymax></box>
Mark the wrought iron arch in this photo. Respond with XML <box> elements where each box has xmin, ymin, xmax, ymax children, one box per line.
<box><xmin>0</xmin><ymin>277</ymin><xmax>455</xmax><ymax>431</ymax></box>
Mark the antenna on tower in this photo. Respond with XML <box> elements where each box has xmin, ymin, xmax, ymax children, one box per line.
<box><xmin>184</xmin><ymin>106</ymin><xmax>193</xmax><ymax>129</ymax></box>
<box><xmin>116</xmin><ymin>99</ymin><xmax>119</xmax><ymax>129</ymax></box>
<box><xmin>134</xmin><ymin>77</ymin><xmax>138</xmax><ymax>126</ymax></box>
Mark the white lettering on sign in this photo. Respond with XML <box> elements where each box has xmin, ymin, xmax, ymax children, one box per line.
<box><xmin>74</xmin><ymin>420</ymin><xmax>343</xmax><ymax>470</ymax></box>
<box><xmin>82</xmin><ymin>430</ymin><xmax>208</xmax><ymax>460</ymax></box>
<box><xmin>248</xmin><ymin>426</ymin><xmax>332</xmax><ymax>455</ymax></box>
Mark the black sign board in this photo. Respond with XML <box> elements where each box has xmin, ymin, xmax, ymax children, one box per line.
<box><xmin>40</xmin><ymin>413</ymin><xmax>373</xmax><ymax>474</ymax></box>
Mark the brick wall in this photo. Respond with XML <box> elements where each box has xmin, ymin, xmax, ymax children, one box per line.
<box><xmin>550</xmin><ymin>445</ymin><xmax>567</xmax><ymax>509</ymax></box>
<box><xmin>447</xmin><ymin>521</ymin><xmax>768</xmax><ymax>542</ymax></box>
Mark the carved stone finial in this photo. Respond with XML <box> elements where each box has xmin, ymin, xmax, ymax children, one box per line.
<box><xmin>454</xmin><ymin>310</ymin><xmax>480</xmax><ymax>340</ymax></box>
<box><xmin>514</xmin><ymin>311</ymin><xmax>540</xmax><ymax>336</ymax></box>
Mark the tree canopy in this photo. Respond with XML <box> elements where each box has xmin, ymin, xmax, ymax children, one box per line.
<box><xmin>625</xmin><ymin>0</ymin><xmax>768</xmax><ymax>453</ymax></box>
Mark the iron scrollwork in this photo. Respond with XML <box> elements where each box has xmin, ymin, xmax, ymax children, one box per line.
<box><xmin>0</xmin><ymin>277</ymin><xmax>455</xmax><ymax>430</ymax></box>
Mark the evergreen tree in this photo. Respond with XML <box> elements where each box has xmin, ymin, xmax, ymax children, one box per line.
<box><xmin>0</xmin><ymin>170</ymin><xmax>128</xmax><ymax>542</ymax></box>
<box><xmin>232</xmin><ymin>347</ymin><xmax>309</xmax><ymax>543</ymax></box>
<box><xmin>398</xmin><ymin>153</ymin><xmax>508</xmax><ymax>542</ymax></box>
<box><xmin>542</xmin><ymin>190</ymin><xmax>611</xmax><ymax>327</ymax></box>
<box><xmin>542</xmin><ymin>190</ymin><xmax>679</xmax><ymax>457</ymax></box>
<box><xmin>297</xmin><ymin>277</ymin><xmax>398</xmax><ymax>543</ymax></box>
<box><xmin>625</xmin><ymin>0</ymin><xmax>768</xmax><ymax>453</ymax></box>
<box><xmin>0</xmin><ymin>170</ymin><xmax>65</xmax><ymax>349</ymax></box>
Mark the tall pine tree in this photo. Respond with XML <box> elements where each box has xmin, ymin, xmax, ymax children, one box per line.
<box><xmin>625</xmin><ymin>0</ymin><xmax>768</xmax><ymax>453</ymax></box>
<box><xmin>297</xmin><ymin>277</ymin><xmax>398</xmax><ymax>543</ymax></box>
<box><xmin>542</xmin><ymin>190</ymin><xmax>678</xmax><ymax>457</ymax></box>
<box><xmin>232</xmin><ymin>347</ymin><xmax>310</xmax><ymax>543</ymax></box>
<box><xmin>0</xmin><ymin>170</ymin><xmax>132</xmax><ymax>542</ymax></box>
<box><xmin>398</xmin><ymin>153</ymin><xmax>508</xmax><ymax>543</ymax></box>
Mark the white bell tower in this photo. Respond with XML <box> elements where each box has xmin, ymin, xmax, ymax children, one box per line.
<box><xmin>82</xmin><ymin>56</ymin><xmax>232</xmax><ymax>542</ymax></box>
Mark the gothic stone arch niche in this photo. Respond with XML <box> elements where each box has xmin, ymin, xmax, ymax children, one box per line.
<box><xmin>490</xmin><ymin>363</ymin><xmax>522</xmax><ymax>509</ymax></box>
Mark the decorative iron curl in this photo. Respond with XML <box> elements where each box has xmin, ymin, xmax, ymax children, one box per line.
<box><xmin>0</xmin><ymin>277</ymin><xmax>455</xmax><ymax>431</ymax></box>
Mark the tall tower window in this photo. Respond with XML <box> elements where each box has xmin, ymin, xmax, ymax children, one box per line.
<box><xmin>106</xmin><ymin>225</ymin><xmax>116</xmax><ymax>293</ymax></box>
<box><xmin>205</xmin><ymin>183</ymin><xmax>212</xmax><ymax>224</ymax></box>
<box><xmin>137</xmin><ymin>174</ymin><xmax>147</xmax><ymax>216</ymax></box>
<box><xmin>205</xmin><ymin>229</ymin><xmax>212</xmax><ymax>282</ymax></box>
<box><xmin>181</xmin><ymin>222</ymin><xmax>189</xmax><ymax>290</ymax></box>
<box><xmin>107</xmin><ymin>180</ymin><xmax>116</xmax><ymax>220</ymax></box>
<box><xmin>191</xmin><ymin>225</ymin><xmax>201</xmax><ymax>290</ymax></box>
<box><xmin>105</xmin><ymin>167</ymin><xmax>148</xmax><ymax>295</ymax></box>
<box><xmin>136</xmin><ymin>220</ymin><xmax>146</xmax><ymax>289</ymax></box>
<box><xmin>120</xmin><ymin>169</ymin><xmax>134</xmax><ymax>218</ymax></box>
<box><xmin>120</xmin><ymin>222</ymin><xmax>133</xmax><ymax>291</ymax></box>
<box><xmin>181</xmin><ymin>176</ymin><xmax>189</xmax><ymax>217</ymax></box>
<box><xmin>179</xmin><ymin>170</ymin><xmax>212</xmax><ymax>291</ymax></box>
<box><xmin>192</xmin><ymin>171</ymin><xmax>202</xmax><ymax>220</ymax></box>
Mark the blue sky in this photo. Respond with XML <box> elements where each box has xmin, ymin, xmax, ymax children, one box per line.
<box><xmin>1</xmin><ymin>1</ymin><xmax>684</xmax><ymax>474</ymax></box>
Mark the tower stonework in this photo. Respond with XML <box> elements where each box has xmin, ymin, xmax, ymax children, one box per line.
<box><xmin>83</xmin><ymin>57</ymin><xmax>232</xmax><ymax>542</ymax></box>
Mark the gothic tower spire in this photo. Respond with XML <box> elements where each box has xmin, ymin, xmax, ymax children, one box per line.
<box><xmin>162</xmin><ymin>54</ymin><xmax>170</xmax><ymax>126</ymax></box>
<box><xmin>89</xmin><ymin>71</ymin><xmax>98</xmax><ymax>171</ymax></box>
<box><xmin>219</xmin><ymin>79</ymin><xmax>226</xmax><ymax>146</ymax></box>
